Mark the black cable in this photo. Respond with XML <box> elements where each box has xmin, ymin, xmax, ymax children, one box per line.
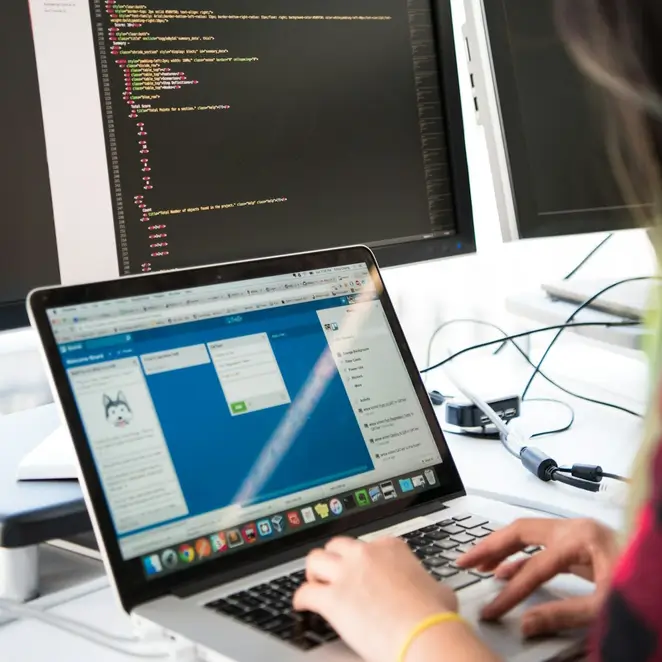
<box><xmin>520</xmin><ymin>276</ymin><xmax>658</xmax><ymax>404</ymax></box>
<box><xmin>424</xmin><ymin>318</ymin><xmax>615</xmax><ymax>417</ymax></box>
<box><xmin>421</xmin><ymin>321</ymin><xmax>639</xmax><ymax>375</ymax></box>
<box><xmin>602</xmin><ymin>472</ymin><xmax>628</xmax><ymax>482</ymax></box>
<box><xmin>525</xmin><ymin>398</ymin><xmax>576</xmax><ymax>438</ymax></box>
<box><xmin>551</xmin><ymin>470</ymin><xmax>601</xmax><ymax>493</ymax></box>
<box><xmin>422</xmin><ymin>320</ymin><xmax>642</xmax><ymax>417</ymax></box>
<box><xmin>563</xmin><ymin>233</ymin><xmax>614</xmax><ymax>281</ymax></box>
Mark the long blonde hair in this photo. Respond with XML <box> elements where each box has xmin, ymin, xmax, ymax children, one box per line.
<box><xmin>557</xmin><ymin>0</ymin><xmax>662</xmax><ymax>523</ymax></box>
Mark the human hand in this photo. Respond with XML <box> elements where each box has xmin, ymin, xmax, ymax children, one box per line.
<box><xmin>293</xmin><ymin>536</ymin><xmax>460</xmax><ymax>662</ymax></box>
<box><xmin>456</xmin><ymin>518</ymin><xmax>619</xmax><ymax>638</ymax></box>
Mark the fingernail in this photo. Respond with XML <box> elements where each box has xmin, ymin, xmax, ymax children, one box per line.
<box><xmin>522</xmin><ymin>614</ymin><xmax>540</xmax><ymax>638</ymax></box>
<box><xmin>480</xmin><ymin>604</ymin><xmax>496</xmax><ymax>621</ymax></box>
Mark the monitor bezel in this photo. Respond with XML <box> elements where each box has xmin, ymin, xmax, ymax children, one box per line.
<box><xmin>1</xmin><ymin>0</ymin><xmax>476</xmax><ymax>332</ymax></box>
<box><xmin>465</xmin><ymin>0</ymin><xmax>640</xmax><ymax>242</ymax></box>
<box><xmin>27</xmin><ymin>245</ymin><xmax>465</xmax><ymax>613</ymax></box>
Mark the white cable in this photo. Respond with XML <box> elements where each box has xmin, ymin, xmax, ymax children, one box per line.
<box><xmin>0</xmin><ymin>599</ymin><xmax>169</xmax><ymax>658</ymax></box>
<box><xmin>442</xmin><ymin>360</ymin><xmax>525</xmax><ymax>458</ymax></box>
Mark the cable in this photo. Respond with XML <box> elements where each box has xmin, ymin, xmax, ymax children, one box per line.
<box><xmin>421</xmin><ymin>321</ymin><xmax>639</xmax><ymax>375</ymax></box>
<box><xmin>524</xmin><ymin>398</ymin><xmax>576</xmax><ymax>438</ymax></box>
<box><xmin>425</xmin><ymin>319</ymin><xmax>602</xmax><ymax>417</ymax></box>
<box><xmin>421</xmin><ymin>320</ymin><xmax>643</xmax><ymax>417</ymax></box>
<box><xmin>520</xmin><ymin>276</ymin><xmax>658</xmax><ymax>403</ymax></box>
<box><xmin>0</xmin><ymin>599</ymin><xmax>170</xmax><ymax>658</ymax></box>
<box><xmin>563</xmin><ymin>233</ymin><xmax>614</xmax><ymax>280</ymax></box>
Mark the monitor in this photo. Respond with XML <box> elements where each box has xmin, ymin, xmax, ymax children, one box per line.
<box><xmin>464</xmin><ymin>0</ymin><xmax>651</xmax><ymax>242</ymax></box>
<box><xmin>0</xmin><ymin>0</ymin><xmax>476</xmax><ymax>331</ymax></box>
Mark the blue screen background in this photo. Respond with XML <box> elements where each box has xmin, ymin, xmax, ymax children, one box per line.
<box><xmin>62</xmin><ymin>296</ymin><xmax>375</xmax><ymax>537</ymax></box>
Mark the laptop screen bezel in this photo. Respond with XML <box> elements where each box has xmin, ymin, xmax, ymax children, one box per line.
<box><xmin>28</xmin><ymin>246</ymin><xmax>465</xmax><ymax>612</ymax></box>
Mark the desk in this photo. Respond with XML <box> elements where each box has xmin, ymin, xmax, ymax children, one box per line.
<box><xmin>0</xmin><ymin>329</ymin><xmax>648</xmax><ymax>659</ymax></box>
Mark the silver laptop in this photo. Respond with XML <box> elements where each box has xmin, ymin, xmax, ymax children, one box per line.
<box><xmin>28</xmin><ymin>246</ymin><xmax>585</xmax><ymax>662</ymax></box>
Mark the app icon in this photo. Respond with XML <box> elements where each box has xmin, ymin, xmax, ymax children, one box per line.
<box><xmin>271</xmin><ymin>515</ymin><xmax>285</xmax><ymax>533</ymax></box>
<box><xmin>342</xmin><ymin>494</ymin><xmax>357</xmax><ymax>510</ymax></box>
<box><xmin>355</xmin><ymin>489</ymin><xmax>370</xmax><ymax>507</ymax></box>
<box><xmin>242</xmin><ymin>523</ymin><xmax>257</xmax><ymax>543</ymax></box>
<box><xmin>368</xmin><ymin>486</ymin><xmax>382</xmax><ymax>503</ymax></box>
<box><xmin>210</xmin><ymin>533</ymin><xmax>227</xmax><ymax>553</ymax></box>
<box><xmin>301</xmin><ymin>507</ymin><xmax>316</xmax><ymax>524</ymax></box>
<box><xmin>227</xmin><ymin>528</ymin><xmax>243</xmax><ymax>548</ymax></box>
<box><xmin>257</xmin><ymin>519</ymin><xmax>273</xmax><ymax>537</ymax></box>
<box><xmin>329</xmin><ymin>498</ymin><xmax>343</xmax><ymax>516</ymax></box>
<box><xmin>178</xmin><ymin>544</ymin><xmax>196</xmax><ymax>563</ymax></box>
<box><xmin>314</xmin><ymin>502</ymin><xmax>330</xmax><ymax>519</ymax></box>
<box><xmin>161</xmin><ymin>549</ymin><xmax>178</xmax><ymax>569</ymax></box>
<box><xmin>143</xmin><ymin>554</ymin><xmax>162</xmax><ymax>575</ymax></box>
<box><xmin>287</xmin><ymin>511</ymin><xmax>302</xmax><ymax>527</ymax></box>
<box><xmin>380</xmin><ymin>481</ymin><xmax>397</xmax><ymax>500</ymax></box>
<box><xmin>195</xmin><ymin>538</ymin><xmax>212</xmax><ymax>558</ymax></box>
<box><xmin>424</xmin><ymin>469</ymin><xmax>437</xmax><ymax>486</ymax></box>
<box><xmin>412</xmin><ymin>475</ymin><xmax>426</xmax><ymax>489</ymax></box>
<box><xmin>399</xmin><ymin>478</ymin><xmax>414</xmax><ymax>493</ymax></box>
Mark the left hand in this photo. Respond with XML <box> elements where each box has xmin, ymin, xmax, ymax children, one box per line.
<box><xmin>293</xmin><ymin>536</ymin><xmax>457</xmax><ymax>662</ymax></box>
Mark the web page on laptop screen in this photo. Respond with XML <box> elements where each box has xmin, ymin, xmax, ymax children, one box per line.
<box><xmin>47</xmin><ymin>263</ymin><xmax>443</xmax><ymax>578</ymax></box>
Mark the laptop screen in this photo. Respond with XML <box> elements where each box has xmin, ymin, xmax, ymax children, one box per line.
<box><xmin>46</xmin><ymin>262</ymin><xmax>443</xmax><ymax>579</ymax></box>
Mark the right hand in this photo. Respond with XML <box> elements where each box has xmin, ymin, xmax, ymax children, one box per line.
<box><xmin>456</xmin><ymin>518</ymin><xmax>620</xmax><ymax>638</ymax></box>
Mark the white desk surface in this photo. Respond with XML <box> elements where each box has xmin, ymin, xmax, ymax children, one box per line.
<box><xmin>0</xmin><ymin>329</ymin><xmax>648</xmax><ymax>660</ymax></box>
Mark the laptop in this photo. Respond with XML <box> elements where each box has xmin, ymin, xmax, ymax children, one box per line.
<box><xmin>28</xmin><ymin>246</ymin><xmax>586</xmax><ymax>661</ymax></box>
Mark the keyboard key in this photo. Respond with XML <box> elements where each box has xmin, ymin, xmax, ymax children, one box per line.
<box><xmin>470</xmin><ymin>570</ymin><xmax>494</xmax><ymax>579</ymax></box>
<box><xmin>238</xmin><ymin>607</ymin><xmax>277</xmax><ymax>626</ymax></box>
<box><xmin>423</xmin><ymin>531</ymin><xmax>450</xmax><ymax>542</ymax></box>
<box><xmin>456</xmin><ymin>544</ymin><xmax>474</xmax><ymax>554</ymax></box>
<box><xmin>419</xmin><ymin>544</ymin><xmax>443</xmax><ymax>557</ymax></box>
<box><xmin>232</xmin><ymin>595</ymin><xmax>263</xmax><ymax>610</ymax></box>
<box><xmin>443</xmin><ymin>572</ymin><xmax>481</xmax><ymax>591</ymax></box>
<box><xmin>452</xmin><ymin>513</ymin><xmax>472</xmax><ymax>521</ymax></box>
<box><xmin>438</xmin><ymin>519</ymin><xmax>455</xmax><ymax>527</ymax></box>
<box><xmin>208</xmin><ymin>600</ymin><xmax>246</xmax><ymax>617</ymax></box>
<box><xmin>405</xmin><ymin>536</ymin><xmax>429</xmax><ymax>549</ymax></box>
<box><xmin>457</xmin><ymin>516</ymin><xmax>489</xmax><ymax>529</ymax></box>
<box><xmin>262</xmin><ymin>615</ymin><xmax>296</xmax><ymax>633</ymax></box>
<box><xmin>423</xmin><ymin>556</ymin><xmax>446</xmax><ymax>569</ymax></box>
<box><xmin>470</xmin><ymin>527</ymin><xmax>492</xmax><ymax>538</ymax></box>
<box><xmin>438</xmin><ymin>549</ymin><xmax>463</xmax><ymax>562</ymax></box>
<box><xmin>434</xmin><ymin>539</ymin><xmax>459</xmax><ymax>551</ymax></box>
<box><xmin>432</xmin><ymin>566</ymin><xmax>458</xmax><ymax>579</ymax></box>
<box><xmin>419</xmin><ymin>525</ymin><xmax>441</xmax><ymax>533</ymax></box>
<box><xmin>450</xmin><ymin>532</ymin><xmax>475</xmax><ymax>544</ymax></box>
<box><xmin>438</xmin><ymin>524</ymin><xmax>465</xmax><ymax>535</ymax></box>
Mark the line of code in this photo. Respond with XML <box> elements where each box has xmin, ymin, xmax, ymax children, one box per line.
<box><xmin>92</xmin><ymin>0</ymin><xmax>456</xmax><ymax>274</ymax></box>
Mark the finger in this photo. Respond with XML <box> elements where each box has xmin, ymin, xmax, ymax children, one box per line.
<box><xmin>305</xmin><ymin>549</ymin><xmax>343</xmax><ymax>584</ymax></box>
<box><xmin>325</xmin><ymin>536</ymin><xmax>364</xmax><ymax>557</ymax></box>
<box><xmin>293</xmin><ymin>582</ymin><xmax>332</xmax><ymax>615</ymax></box>
<box><xmin>481</xmin><ymin>550</ymin><xmax>568</xmax><ymax>620</ymax></box>
<box><xmin>458</xmin><ymin>520</ymin><xmax>551</xmax><ymax>570</ymax></box>
<box><xmin>521</xmin><ymin>596</ymin><xmax>597</xmax><ymax>638</ymax></box>
<box><xmin>494</xmin><ymin>556</ymin><xmax>530</xmax><ymax>581</ymax></box>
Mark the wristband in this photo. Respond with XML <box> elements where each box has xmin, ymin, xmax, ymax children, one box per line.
<box><xmin>398</xmin><ymin>612</ymin><xmax>467</xmax><ymax>662</ymax></box>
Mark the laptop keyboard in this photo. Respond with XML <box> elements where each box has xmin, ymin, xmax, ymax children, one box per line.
<box><xmin>205</xmin><ymin>513</ymin><xmax>532</xmax><ymax>651</ymax></box>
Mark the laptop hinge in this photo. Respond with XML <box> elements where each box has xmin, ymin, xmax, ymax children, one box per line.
<box><xmin>171</xmin><ymin>495</ymin><xmax>461</xmax><ymax>600</ymax></box>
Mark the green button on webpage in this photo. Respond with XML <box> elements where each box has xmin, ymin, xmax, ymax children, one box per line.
<box><xmin>231</xmin><ymin>401</ymin><xmax>247</xmax><ymax>414</ymax></box>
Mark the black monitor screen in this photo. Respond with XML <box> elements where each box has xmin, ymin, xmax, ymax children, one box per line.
<box><xmin>482</xmin><ymin>0</ymin><xmax>650</xmax><ymax>239</ymax></box>
<box><xmin>90</xmin><ymin>0</ymin><xmax>473</xmax><ymax>273</ymax></box>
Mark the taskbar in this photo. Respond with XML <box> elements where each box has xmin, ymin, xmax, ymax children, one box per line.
<box><xmin>141</xmin><ymin>466</ymin><xmax>440</xmax><ymax>578</ymax></box>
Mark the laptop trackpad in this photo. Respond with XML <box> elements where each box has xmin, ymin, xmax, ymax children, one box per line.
<box><xmin>461</xmin><ymin>581</ymin><xmax>586</xmax><ymax>661</ymax></box>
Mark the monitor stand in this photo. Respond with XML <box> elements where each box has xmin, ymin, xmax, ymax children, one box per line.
<box><xmin>17</xmin><ymin>424</ymin><xmax>77</xmax><ymax>481</ymax></box>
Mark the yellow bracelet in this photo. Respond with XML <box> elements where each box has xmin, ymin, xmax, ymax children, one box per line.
<box><xmin>398</xmin><ymin>612</ymin><xmax>467</xmax><ymax>662</ymax></box>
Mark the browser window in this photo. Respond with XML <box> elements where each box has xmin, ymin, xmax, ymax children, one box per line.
<box><xmin>47</xmin><ymin>263</ymin><xmax>442</xmax><ymax>576</ymax></box>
